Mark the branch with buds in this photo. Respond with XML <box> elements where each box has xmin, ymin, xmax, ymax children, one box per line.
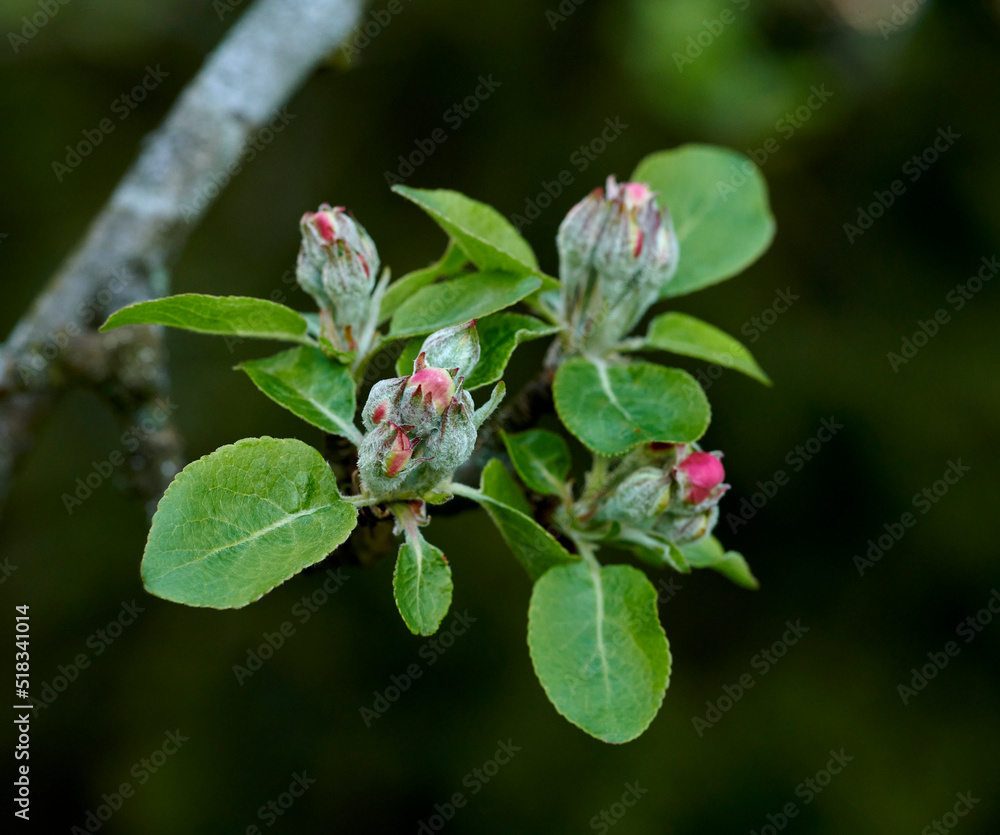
<box><xmin>94</xmin><ymin>142</ymin><xmax>777</xmax><ymax>744</ymax></box>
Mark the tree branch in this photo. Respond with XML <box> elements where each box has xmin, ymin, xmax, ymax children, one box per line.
<box><xmin>0</xmin><ymin>0</ymin><xmax>363</xmax><ymax>518</ymax></box>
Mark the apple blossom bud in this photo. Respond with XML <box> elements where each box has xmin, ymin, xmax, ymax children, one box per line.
<box><xmin>403</xmin><ymin>391</ymin><xmax>477</xmax><ymax>495</ymax></box>
<box><xmin>656</xmin><ymin>505</ymin><xmax>720</xmax><ymax>545</ymax></box>
<box><xmin>597</xmin><ymin>467</ymin><xmax>673</xmax><ymax>525</ymax></box>
<box><xmin>362</xmin><ymin>377</ymin><xmax>407</xmax><ymax>430</ymax></box>
<box><xmin>557</xmin><ymin>187</ymin><xmax>611</xmax><ymax>314</ymax></box>
<box><xmin>384</xmin><ymin>423</ymin><xmax>418</xmax><ymax>478</ymax></box>
<box><xmin>557</xmin><ymin>177</ymin><xmax>679</xmax><ymax>351</ymax></box>
<box><xmin>418</xmin><ymin>320</ymin><xmax>481</xmax><ymax>379</ymax></box>
<box><xmin>296</xmin><ymin>204</ymin><xmax>380</xmax><ymax>331</ymax></box>
<box><xmin>675</xmin><ymin>450</ymin><xmax>726</xmax><ymax>505</ymax></box>
<box><xmin>649</xmin><ymin>449</ymin><xmax>728</xmax><ymax>544</ymax></box>
<box><xmin>407</xmin><ymin>367</ymin><xmax>457</xmax><ymax>414</ymax></box>
<box><xmin>358</xmin><ymin>421</ymin><xmax>419</xmax><ymax>495</ymax></box>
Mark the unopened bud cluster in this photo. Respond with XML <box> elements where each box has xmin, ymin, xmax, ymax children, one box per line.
<box><xmin>557</xmin><ymin>177</ymin><xmax>679</xmax><ymax>353</ymax></box>
<box><xmin>357</xmin><ymin>322</ymin><xmax>499</xmax><ymax>499</ymax></box>
<box><xmin>597</xmin><ymin>443</ymin><xmax>728</xmax><ymax>545</ymax></box>
<box><xmin>296</xmin><ymin>204</ymin><xmax>381</xmax><ymax>351</ymax></box>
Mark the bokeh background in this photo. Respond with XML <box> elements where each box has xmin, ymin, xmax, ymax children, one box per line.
<box><xmin>2</xmin><ymin>0</ymin><xmax>999</xmax><ymax>832</ymax></box>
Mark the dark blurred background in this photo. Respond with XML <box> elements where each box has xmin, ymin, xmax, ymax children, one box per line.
<box><xmin>2</xmin><ymin>0</ymin><xmax>999</xmax><ymax>832</ymax></box>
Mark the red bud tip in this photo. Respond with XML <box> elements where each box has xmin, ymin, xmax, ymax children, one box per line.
<box><xmin>678</xmin><ymin>452</ymin><xmax>726</xmax><ymax>504</ymax></box>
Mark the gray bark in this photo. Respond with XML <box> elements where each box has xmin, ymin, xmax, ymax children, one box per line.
<box><xmin>0</xmin><ymin>0</ymin><xmax>362</xmax><ymax>518</ymax></box>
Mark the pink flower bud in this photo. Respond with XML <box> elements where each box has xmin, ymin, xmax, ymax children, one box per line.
<box><xmin>406</xmin><ymin>367</ymin><xmax>457</xmax><ymax>417</ymax></box>
<box><xmin>295</xmin><ymin>204</ymin><xmax>380</xmax><ymax>328</ymax></box>
<box><xmin>557</xmin><ymin>177</ymin><xmax>679</xmax><ymax>351</ymax></box>
<box><xmin>384</xmin><ymin>423</ymin><xmax>418</xmax><ymax>478</ymax></box>
<box><xmin>676</xmin><ymin>451</ymin><xmax>726</xmax><ymax>505</ymax></box>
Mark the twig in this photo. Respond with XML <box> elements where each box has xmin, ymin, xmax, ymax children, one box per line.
<box><xmin>0</xmin><ymin>0</ymin><xmax>363</xmax><ymax>519</ymax></box>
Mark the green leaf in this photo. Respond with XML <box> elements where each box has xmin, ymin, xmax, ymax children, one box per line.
<box><xmin>613</xmin><ymin>527</ymin><xmax>690</xmax><ymax>574</ymax></box>
<box><xmin>141</xmin><ymin>437</ymin><xmax>358</xmax><ymax>609</ymax></box>
<box><xmin>395</xmin><ymin>313</ymin><xmax>559</xmax><ymax>389</ymax></box>
<box><xmin>642</xmin><ymin>312</ymin><xmax>770</xmax><ymax>385</ymax></box>
<box><xmin>528</xmin><ymin>561</ymin><xmax>671</xmax><ymax>743</ymax></box>
<box><xmin>236</xmin><ymin>347</ymin><xmax>362</xmax><ymax>445</ymax></box>
<box><xmin>392</xmin><ymin>185</ymin><xmax>539</xmax><ymax>275</ymax></box>
<box><xmin>467</xmin><ymin>314</ymin><xmax>561</xmax><ymax>389</ymax></box>
<box><xmin>680</xmin><ymin>535</ymin><xmax>759</xmax><ymax>590</ymax></box>
<box><xmin>473</xmin><ymin>380</ymin><xmax>505</xmax><ymax>429</ymax></box>
<box><xmin>632</xmin><ymin>145</ymin><xmax>775</xmax><ymax>298</ymax></box>
<box><xmin>452</xmin><ymin>459</ymin><xmax>579</xmax><ymax>580</ymax></box>
<box><xmin>393</xmin><ymin>532</ymin><xmax>453</xmax><ymax>636</ymax></box>
<box><xmin>101</xmin><ymin>294</ymin><xmax>312</xmax><ymax>344</ymax></box>
<box><xmin>553</xmin><ymin>358</ymin><xmax>710</xmax><ymax>456</ymax></box>
<box><xmin>389</xmin><ymin>273</ymin><xmax>542</xmax><ymax>338</ymax></box>
<box><xmin>395</xmin><ymin>338</ymin><xmax>422</xmax><ymax>378</ymax></box>
<box><xmin>379</xmin><ymin>242</ymin><xmax>470</xmax><ymax>324</ymax></box>
<box><xmin>481</xmin><ymin>454</ymin><xmax>532</xmax><ymax>516</ymax></box>
<box><xmin>501</xmin><ymin>429</ymin><xmax>571</xmax><ymax>497</ymax></box>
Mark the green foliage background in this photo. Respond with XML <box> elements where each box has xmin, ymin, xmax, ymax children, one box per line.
<box><xmin>1</xmin><ymin>0</ymin><xmax>999</xmax><ymax>831</ymax></box>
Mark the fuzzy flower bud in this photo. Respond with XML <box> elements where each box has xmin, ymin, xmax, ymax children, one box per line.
<box><xmin>403</xmin><ymin>392</ymin><xmax>477</xmax><ymax>495</ymax></box>
<box><xmin>675</xmin><ymin>450</ymin><xmax>727</xmax><ymax>505</ymax></box>
<box><xmin>406</xmin><ymin>367</ymin><xmax>457</xmax><ymax>415</ymax></box>
<box><xmin>417</xmin><ymin>320</ymin><xmax>481</xmax><ymax>379</ymax></box>
<box><xmin>397</xmin><ymin>366</ymin><xmax>458</xmax><ymax>435</ymax></box>
<box><xmin>362</xmin><ymin>377</ymin><xmax>405</xmax><ymax>430</ymax></box>
<box><xmin>651</xmin><ymin>448</ymin><xmax>728</xmax><ymax>545</ymax></box>
<box><xmin>596</xmin><ymin>467</ymin><xmax>672</xmax><ymax>525</ymax></box>
<box><xmin>557</xmin><ymin>177</ymin><xmax>679</xmax><ymax>351</ymax></box>
<box><xmin>296</xmin><ymin>204</ymin><xmax>380</xmax><ymax>331</ymax></box>
<box><xmin>358</xmin><ymin>421</ymin><xmax>419</xmax><ymax>496</ymax></box>
<box><xmin>655</xmin><ymin>505</ymin><xmax>720</xmax><ymax>546</ymax></box>
<box><xmin>357</xmin><ymin>323</ymin><xmax>487</xmax><ymax>500</ymax></box>
<box><xmin>557</xmin><ymin>188</ymin><xmax>612</xmax><ymax>314</ymax></box>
